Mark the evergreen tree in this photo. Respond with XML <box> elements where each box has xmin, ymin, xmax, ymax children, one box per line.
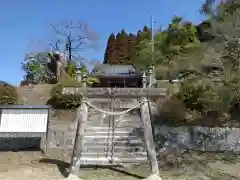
<box><xmin>114</xmin><ymin>32</ymin><xmax>121</xmax><ymax>64</ymax></box>
<box><xmin>103</xmin><ymin>33</ymin><xmax>116</xmax><ymax>64</ymax></box>
<box><xmin>114</xmin><ymin>29</ymin><xmax>129</xmax><ymax>64</ymax></box>
<box><xmin>134</xmin><ymin>26</ymin><xmax>151</xmax><ymax>58</ymax></box>
<box><xmin>136</xmin><ymin>30</ymin><xmax>142</xmax><ymax>37</ymax></box>
<box><xmin>127</xmin><ymin>33</ymin><xmax>137</xmax><ymax>63</ymax></box>
<box><xmin>135</xmin><ymin>26</ymin><xmax>151</xmax><ymax>47</ymax></box>
<box><xmin>141</xmin><ymin>26</ymin><xmax>151</xmax><ymax>40</ymax></box>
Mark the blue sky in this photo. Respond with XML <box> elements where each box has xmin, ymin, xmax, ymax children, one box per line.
<box><xmin>0</xmin><ymin>0</ymin><xmax>207</xmax><ymax>86</ymax></box>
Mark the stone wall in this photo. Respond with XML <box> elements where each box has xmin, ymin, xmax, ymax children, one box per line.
<box><xmin>46</xmin><ymin>121</ymin><xmax>76</xmax><ymax>149</ymax></box>
<box><xmin>5</xmin><ymin>121</ymin><xmax>240</xmax><ymax>153</ymax></box>
<box><xmin>45</xmin><ymin>124</ymin><xmax>240</xmax><ymax>153</ymax></box>
<box><xmin>155</xmin><ymin>126</ymin><xmax>240</xmax><ymax>152</ymax></box>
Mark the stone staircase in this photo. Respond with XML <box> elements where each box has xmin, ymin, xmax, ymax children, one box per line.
<box><xmin>45</xmin><ymin>97</ymin><xmax>149</xmax><ymax>166</ymax></box>
<box><xmin>79</xmin><ymin>98</ymin><xmax>149</xmax><ymax>166</ymax></box>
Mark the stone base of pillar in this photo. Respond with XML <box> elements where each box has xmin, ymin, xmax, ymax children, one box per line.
<box><xmin>65</xmin><ymin>174</ymin><xmax>82</xmax><ymax>180</ymax></box>
<box><xmin>143</xmin><ymin>174</ymin><xmax>163</xmax><ymax>180</ymax></box>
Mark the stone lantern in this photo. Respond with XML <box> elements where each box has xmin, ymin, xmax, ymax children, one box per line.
<box><xmin>142</xmin><ymin>72</ymin><xmax>147</xmax><ymax>88</ymax></box>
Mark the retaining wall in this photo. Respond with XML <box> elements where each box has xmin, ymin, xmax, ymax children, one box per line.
<box><xmin>155</xmin><ymin>126</ymin><xmax>240</xmax><ymax>152</ymax></box>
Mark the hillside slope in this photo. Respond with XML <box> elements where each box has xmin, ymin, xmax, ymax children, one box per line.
<box><xmin>17</xmin><ymin>84</ymin><xmax>53</xmax><ymax>105</ymax></box>
<box><xmin>17</xmin><ymin>84</ymin><xmax>77</xmax><ymax>122</ymax></box>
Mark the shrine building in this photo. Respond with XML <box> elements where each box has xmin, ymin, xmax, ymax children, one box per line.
<box><xmin>89</xmin><ymin>64</ymin><xmax>142</xmax><ymax>87</ymax></box>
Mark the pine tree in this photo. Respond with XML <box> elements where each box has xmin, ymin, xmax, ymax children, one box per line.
<box><xmin>142</xmin><ymin>26</ymin><xmax>151</xmax><ymax>40</ymax></box>
<box><xmin>136</xmin><ymin>30</ymin><xmax>142</xmax><ymax>41</ymax></box>
<box><xmin>103</xmin><ymin>33</ymin><xmax>116</xmax><ymax>64</ymax></box>
<box><xmin>135</xmin><ymin>26</ymin><xmax>151</xmax><ymax>45</ymax></box>
<box><xmin>143</xmin><ymin>25</ymin><xmax>149</xmax><ymax>32</ymax></box>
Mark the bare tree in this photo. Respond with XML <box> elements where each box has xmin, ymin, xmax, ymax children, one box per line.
<box><xmin>49</xmin><ymin>20</ymin><xmax>99</xmax><ymax>64</ymax></box>
<box><xmin>22</xmin><ymin>20</ymin><xmax>99</xmax><ymax>84</ymax></box>
<box><xmin>46</xmin><ymin>20</ymin><xmax>99</xmax><ymax>82</ymax></box>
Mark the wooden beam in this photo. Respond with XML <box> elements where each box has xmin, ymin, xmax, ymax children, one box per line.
<box><xmin>62</xmin><ymin>87</ymin><xmax>167</xmax><ymax>98</ymax></box>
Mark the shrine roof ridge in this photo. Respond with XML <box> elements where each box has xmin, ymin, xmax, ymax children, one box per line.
<box><xmin>90</xmin><ymin>64</ymin><xmax>141</xmax><ymax>77</ymax></box>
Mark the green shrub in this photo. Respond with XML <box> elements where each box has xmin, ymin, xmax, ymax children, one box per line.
<box><xmin>172</xmin><ymin>77</ymin><xmax>235</xmax><ymax>126</ymax></box>
<box><xmin>66</xmin><ymin>61</ymin><xmax>77</xmax><ymax>78</ymax></box>
<box><xmin>48</xmin><ymin>80</ymin><xmax>82</xmax><ymax>109</ymax></box>
<box><xmin>177</xmin><ymin>78</ymin><xmax>228</xmax><ymax>115</ymax></box>
<box><xmin>0</xmin><ymin>85</ymin><xmax>18</xmax><ymax>105</ymax></box>
<box><xmin>156</xmin><ymin>95</ymin><xmax>187</xmax><ymax>125</ymax></box>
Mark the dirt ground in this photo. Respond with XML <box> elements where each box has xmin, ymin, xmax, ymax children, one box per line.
<box><xmin>0</xmin><ymin>150</ymin><xmax>240</xmax><ymax>180</ymax></box>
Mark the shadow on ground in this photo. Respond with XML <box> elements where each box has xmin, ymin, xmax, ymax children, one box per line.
<box><xmin>39</xmin><ymin>158</ymin><xmax>146</xmax><ymax>179</ymax></box>
<box><xmin>0</xmin><ymin>137</ymin><xmax>41</xmax><ymax>151</ymax></box>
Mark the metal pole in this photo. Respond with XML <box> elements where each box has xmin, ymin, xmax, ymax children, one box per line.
<box><xmin>151</xmin><ymin>15</ymin><xmax>156</xmax><ymax>65</ymax></box>
<box><xmin>149</xmin><ymin>16</ymin><xmax>157</xmax><ymax>145</ymax></box>
<box><xmin>150</xmin><ymin>15</ymin><xmax>156</xmax><ymax>87</ymax></box>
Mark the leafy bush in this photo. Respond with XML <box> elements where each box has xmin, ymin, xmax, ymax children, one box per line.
<box><xmin>0</xmin><ymin>84</ymin><xmax>18</xmax><ymax>105</ymax></box>
<box><xmin>167</xmin><ymin>74</ymin><xmax>240</xmax><ymax>126</ymax></box>
<box><xmin>156</xmin><ymin>95</ymin><xmax>187</xmax><ymax>125</ymax></box>
<box><xmin>47</xmin><ymin>80</ymin><xmax>82</xmax><ymax>109</ymax></box>
<box><xmin>66</xmin><ymin>61</ymin><xmax>77</xmax><ymax>78</ymax></box>
<box><xmin>86</xmin><ymin>76</ymin><xmax>100</xmax><ymax>86</ymax></box>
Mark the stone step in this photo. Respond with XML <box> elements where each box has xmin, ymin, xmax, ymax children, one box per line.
<box><xmin>86</xmin><ymin>121</ymin><xmax>143</xmax><ymax>127</ymax></box>
<box><xmin>84</xmin><ymin>127</ymin><xmax>143</xmax><ymax>135</ymax></box>
<box><xmin>83</xmin><ymin>135</ymin><xmax>142</xmax><ymax>141</ymax></box>
<box><xmin>81</xmin><ymin>152</ymin><xmax>148</xmax><ymax>158</ymax></box>
<box><xmin>79</xmin><ymin>156</ymin><xmax>148</xmax><ymax>165</ymax></box>
<box><xmin>87</xmin><ymin>119</ymin><xmax>142</xmax><ymax>124</ymax></box>
<box><xmin>83</xmin><ymin>139</ymin><xmax>144</xmax><ymax>146</ymax></box>
<box><xmin>84</xmin><ymin>130</ymin><xmax>131</xmax><ymax>137</ymax></box>
<box><xmin>46</xmin><ymin>129</ymin><xmax>144</xmax><ymax>139</ymax></box>
<box><xmin>84</xmin><ymin>126</ymin><xmax>135</xmax><ymax>132</ymax></box>
<box><xmin>81</xmin><ymin>145</ymin><xmax>146</xmax><ymax>153</ymax></box>
<box><xmin>48</xmin><ymin>144</ymin><xmax>146</xmax><ymax>153</ymax></box>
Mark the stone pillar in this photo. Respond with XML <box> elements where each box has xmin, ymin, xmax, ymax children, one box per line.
<box><xmin>142</xmin><ymin>72</ymin><xmax>147</xmax><ymax>88</ymax></box>
<box><xmin>82</xmin><ymin>73</ymin><xmax>87</xmax><ymax>88</ymax></box>
<box><xmin>148</xmin><ymin>66</ymin><xmax>153</xmax><ymax>87</ymax></box>
<box><xmin>76</xmin><ymin>65</ymin><xmax>82</xmax><ymax>83</ymax></box>
<box><xmin>152</xmin><ymin>65</ymin><xmax>156</xmax><ymax>86</ymax></box>
<box><xmin>148</xmin><ymin>65</ymin><xmax>156</xmax><ymax>87</ymax></box>
<box><xmin>69</xmin><ymin>72</ymin><xmax>89</xmax><ymax>177</ymax></box>
<box><xmin>56</xmin><ymin>60</ymin><xmax>62</xmax><ymax>82</ymax></box>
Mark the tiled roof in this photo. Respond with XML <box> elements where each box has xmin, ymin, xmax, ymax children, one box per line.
<box><xmin>91</xmin><ymin>64</ymin><xmax>141</xmax><ymax>77</ymax></box>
